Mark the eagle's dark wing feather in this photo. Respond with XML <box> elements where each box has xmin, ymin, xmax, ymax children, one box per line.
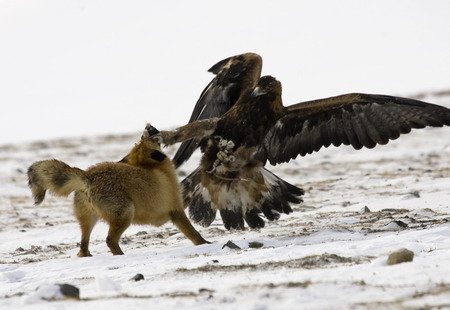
<box><xmin>260</xmin><ymin>93</ymin><xmax>450</xmax><ymax>165</ymax></box>
<box><xmin>172</xmin><ymin>79</ymin><xmax>241</xmax><ymax>168</ymax></box>
<box><xmin>173</xmin><ymin>53</ymin><xmax>262</xmax><ymax>168</ymax></box>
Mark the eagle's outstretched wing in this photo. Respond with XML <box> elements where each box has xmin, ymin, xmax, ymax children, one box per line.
<box><xmin>260</xmin><ymin>93</ymin><xmax>450</xmax><ymax>165</ymax></box>
<box><xmin>172</xmin><ymin>52</ymin><xmax>262</xmax><ymax>168</ymax></box>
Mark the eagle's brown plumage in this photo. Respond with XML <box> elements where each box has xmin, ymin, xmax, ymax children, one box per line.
<box><xmin>172</xmin><ymin>52</ymin><xmax>262</xmax><ymax>168</ymax></box>
<box><xmin>148</xmin><ymin>52</ymin><xmax>450</xmax><ymax>230</ymax></box>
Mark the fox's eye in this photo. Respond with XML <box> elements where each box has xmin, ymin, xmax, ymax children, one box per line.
<box><xmin>150</xmin><ymin>150</ymin><xmax>166</xmax><ymax>162</ymax></box>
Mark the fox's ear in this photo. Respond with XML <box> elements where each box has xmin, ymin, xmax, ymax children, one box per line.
<box><xmin>118</xmin><ymin>155</ymin><xmax>129</xmax><ymax>163</ymax></box>
<box><xmin>150</xmin><ymin>150</ymin><xmax>166</xmax><ymax>162</ymax></box>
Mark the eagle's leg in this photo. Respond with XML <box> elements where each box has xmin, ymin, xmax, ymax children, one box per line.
<box><xmin>207</xmin><ymin>137</ymin><xmax>236</xmax><ymax>175</ymax></box>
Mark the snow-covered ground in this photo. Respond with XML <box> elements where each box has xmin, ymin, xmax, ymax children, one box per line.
<box><xmin>0</xmin><ymin>93</ymin><xmax>449</xmax><ymax>309</ymax></box>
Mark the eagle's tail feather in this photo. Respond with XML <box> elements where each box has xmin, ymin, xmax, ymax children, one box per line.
<box><xmin>259</xmin><ymin>168</ymin><xmax>304</xmax><ymax>221</ymax></box>
<box><xmin>220</xmin><ymin>209</ymin><xmax>245</xmax><ymax>230</ymax></box>
<box><xmin>182</xmin><ymin>168</ymin><xmax>217</xmax><ymax>227</ymax></box>
<box><xmin>182</xmin><ymin>167</ymin><xmax>304</xmax><ymax>230</ymax></box>
<box><xmin>244</xmin><ymin>208</ymin><xmax>266</xmax><ymax>229</ymax></box>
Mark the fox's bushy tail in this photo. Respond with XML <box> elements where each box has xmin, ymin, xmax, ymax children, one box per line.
<box><xmin>27</xmin><ymin>159</ymin><xmax>88</xmax><ymax>204</ymax></box>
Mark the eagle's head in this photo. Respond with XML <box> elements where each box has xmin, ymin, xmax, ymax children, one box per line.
<box><xmin>251</xmin><ymin>75</ymin><xmax>282</xmax><ymax>99</ymax></box>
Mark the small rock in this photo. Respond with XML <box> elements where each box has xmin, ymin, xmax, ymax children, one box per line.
<box><xmin>199</xmin><ymin>288</ymin><xmax>215</xmax><ymax>294</ymax></box>
<box><xmin>32</xmin><ymin>284</ymin><xmax>80</xmax><ymax>301</ymax></box>
<box><xmin>120</xmin><ymin>237</ymin><xmax>132</xmax><ymax>244</ymax></box>
<box><xmin>31</xmin><ymin>245</ymin><xmax>42</xmax><ymax>252</ymax></box>
<box><xmin>199</xmin><ymin>288</ymin><xmax>215</xmax><ymax>299</ymax></box>
<box><xmin>385</xmin><ymin>220</ymin><xmax>408</xmax><ymax>230</ymax></box>
<box><xmin>47</xmin><ymin>245</ymin><xmax>60</xmax><ymax>251</ymax></box>
<box><xmin>198</xmin><ymin>288</ymin><xmax>215</xmax><ymax>299</ymax></box>
<box><xmin>409</xmin><ymin>190</ymin><xmax>420</xmax><ymax>198</ymax></box>
<box><xmin>129</xmin><ymin>273</ymin><xmax>145</xmax><ymax>282</ymax></box>
<box><xmin>222</xmin><ymin>240</ymin><xmax>241</xmax><ymax>250</ymax></box>
<box><xmin>359</xmin><ymin>206</ymin><xmax>371</xmax><ymax>214</ymax></box>
<box><xmin>387</xmin><ymin>248</ymin><xmax>414</xmax><ymax>265</ymax></box>
<box><xmin>381</xmin><ymin>208</ymin><xmax>397</xmax><ymax>212</ymax></box>
<box><xmin>211</xmin><ymin>259</ymin><xmax>219</xmax><ymax>263</ymax></box>
<box><xmin>58</xmin><ymin>284</ymin><xmax>80</xmax><ymax>300</ymax></box>
<box><xmin>393</xmin><ymin>220</ymin><xmax>408</xmax><ymax>228</ymax></box>
<box><xmin>248</xmin><ymin>241</ymin><xmax>264</xmax><ymax>249</ymax></box>
<box><xmin>401</xmin><ymin>191</ymin><xmax>420</xmax><ymax>200</ymax></box>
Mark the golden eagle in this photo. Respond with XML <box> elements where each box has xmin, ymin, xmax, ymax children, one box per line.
<box><xmin>148</xmin><ymin>52</ymin><xmax>450</xmax><ymax>230</ymax></box>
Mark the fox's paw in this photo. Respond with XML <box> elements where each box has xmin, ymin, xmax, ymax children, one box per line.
<box><xmin>142</xmin><ymin>124</ymin><xmax>163</xmax><ymax>144</ymax></box>
<box><xmin>151</xmin><ymin>134</ymin><xmax>164</xmax><ymax>145</ymax></box>
<box><xmin>144</xmin><ymin>123</ymin><xmax>160</xmax><ymax>136</ymax></box>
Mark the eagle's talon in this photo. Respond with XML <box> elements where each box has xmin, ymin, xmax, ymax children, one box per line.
<box><xmin>215</xmin><ymin>137</ymin><xmax>235</xmax><ymax>151</ymax></box>
<box><xmin>214</xmin><ymin>137</ymin><xmax>236</xmax><ymax>166</ymax></box>
<box><xmin>216</xmin><ymin>151</ymin><xmax>235</xmax><ymax>164</ymax></box>
<box><xmin>226</xmin><ymin>140</ymin><xmax>235</xmax><ymax>150</ymax></box>
<box><xmin>217</xmin><ymin>151</ymin><xmax>228</xmax><ymax>162</ymax></box>
<box><xmin>218</xmin><ymin>139</ymin><xmax>228</xmax><ymax>149</ymax></box>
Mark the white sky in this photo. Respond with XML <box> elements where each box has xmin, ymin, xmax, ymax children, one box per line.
<box><xmin>1</xmin><ymin>0</ymin><xmax>449</xmax><ymax>144</ymax></box>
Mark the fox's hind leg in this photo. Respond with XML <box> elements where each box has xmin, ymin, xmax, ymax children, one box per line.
<box><xmin>106</xmin><ymin>219</ymin><xmax>132</xmax><ymax>255</ymax></box>
<box><xmin>105</xmin><ymin>206</ymin><xmax>133</xmax><ymax>255</ymax></box>
<box><xmin>74</xmin><ymin>192</ymin><xmax>98</xmax><ymax>257</ymax></box>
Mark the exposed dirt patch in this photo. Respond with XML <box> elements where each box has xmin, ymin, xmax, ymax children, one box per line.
<box><xmin>176</xmin><ymin>253</ymin><xmax>370</xmax><ymax>273</ymax></box>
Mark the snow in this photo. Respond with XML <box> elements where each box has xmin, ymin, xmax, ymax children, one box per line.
<box><xmin>24</xmin><ymin>285</ymin><xmax>65</xmax><ymax>304</ymax></box>
<box><xmin>1</xmin><ymin>0</ymin><xmax>450</xmax><ymax>309</ymax></box>
<box><xmin>95</xmin><ymin>276</ymin><xmax>122</xmax><ymax>293</ymax></box>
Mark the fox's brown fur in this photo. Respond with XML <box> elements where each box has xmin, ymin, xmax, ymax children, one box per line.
<box><xmin>27</xmin><ymin>135</ymin><xmax>209</xmax><ymax>257</ymax></box>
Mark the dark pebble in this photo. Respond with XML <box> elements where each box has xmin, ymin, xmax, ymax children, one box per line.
<box><xmin>222</xmin><ymin>241</ymin><xmax>241</xmax><ymax>250</ymax></box>
<box><xmin>248</xmin><ymin>241</ymin><xmax>264</xmax><ymax>249</ymax></box>
<box><xmin>129</xmin><ymin>273</ymin><xmax>145</xmax><ymax>282</ymax></box>
<box><xmin>58</xmin><ymin>284</ymin><xmax>80</xmax><ymax>300</ymax></box>
<box><xmin>387</xmin><ymin>248</ymin><xmax>414</xmax><ymax>265</ymax></box>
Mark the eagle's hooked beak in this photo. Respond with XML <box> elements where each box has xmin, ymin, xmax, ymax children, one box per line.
<box><xmin>251</xmin><ymin>86</ymin><xmax>267</xmax><ymax>97</ymax></box>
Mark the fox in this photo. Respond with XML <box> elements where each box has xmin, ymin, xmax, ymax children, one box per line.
<box><xmin>27</xmin><ymin>129</ymin><xmax>210</xmax><ymax>257</ymax></box>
